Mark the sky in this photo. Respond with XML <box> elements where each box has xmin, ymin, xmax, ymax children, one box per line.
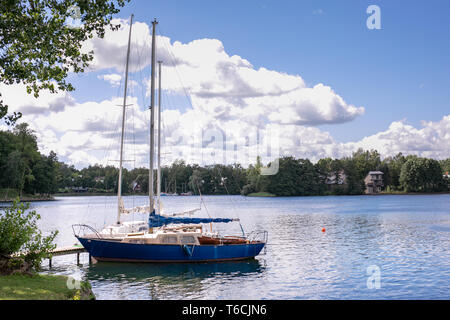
<box><xmin>1</xmin><ymin>0</ymin><xmax>449</xmax><ymax>169</ymax></box>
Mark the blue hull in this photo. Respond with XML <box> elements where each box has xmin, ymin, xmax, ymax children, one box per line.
<box><xmin>77</xmin><ymin>237</ymin><xmax>265</xmax><ymax>263</ymax></box>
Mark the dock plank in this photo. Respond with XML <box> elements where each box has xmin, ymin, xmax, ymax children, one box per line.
<box><xmin>50</xmin><ymin>245</ymin><xmax>86</xmax><ymax>256</ymax></box>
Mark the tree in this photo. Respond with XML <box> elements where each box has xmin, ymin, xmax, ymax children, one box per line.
<box><xmin>3</xmin><ymin>150</ymin><xmax>25</xmax><ymax>190</ymax></box>
<box><xmin>316</xmin><ymin>157</ymin><xmax>347</xmax><ymax>194</ymax></box>
<box><xmin>189</xmin><ymin>169</ymin><xmax>204</xmax><ymax>195</ymax></box>
<box><xmin>383</xmin><ymin>153</ymin><xmax>406</xmax><ymax>190</ymax></box>
<box><xmin>29</xmin><ymin>151</ymin><xmax>58</xmax><ymax>194</ymax></box>
<box><xmin>0</xmin><ymin>200</ymin><xmax>58</xmax><ymax>274</ymax></box>
<box><xmin>266</xmin><ymin>157</ymin><xmax>323</xmax><ymax>196</ymax></box>
<box><xmin>340</xmin><ymin>157</ymin><xmax>365</xmax><ymax>195</ymax></box>
<box><xmin>440</xmin><ymin>159</ymin><xmax>450</xmax><ymax>174</ymax></box>
<box><xmin>351</xmin><ymin>148</ymin><xmax>381</xmax><ymax>179</ymax></box>
<box><xmin>242</xmin><ymin>156</ymin><xmax>269</xmax><ymax>195</ymax></box>
<box><xmin>336</xmin><ymin>149</ymin><xmax>382</xmax><ymax>195</ymax></box>
<box><xmin>55</xmin><ymin>161</ymin><xmax>77</xmax><ymax>189</ymax></box>
<box><xmin>130</xmin><ymin>167</ymin><xmax>149</xmax><ymax>194</ymax></box>
<box><xmin>0</xmin><ymin>0</ymin><xmax>130</xmax><ymax>124</ymax></box>
<box><xmin>400</xmin><ymin>157</ymin><xmax>445</xmax><ymax>192</ymax></box>
<box><xmin>0</xmin><ymin>123</ymin><xmax>40</xmax><ymax>195</ymax></box>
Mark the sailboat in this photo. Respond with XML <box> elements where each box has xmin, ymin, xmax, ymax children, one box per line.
<box><xmin>73</xmin><ymin>17</ymin><xmax>267</xmax><ymax>262</ymax></box>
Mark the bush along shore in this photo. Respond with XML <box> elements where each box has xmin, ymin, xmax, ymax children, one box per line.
<box><xmin>0</xmin><ymin>123</ymin><xmax>449</xmax><ymax>198</ymax></box>
<box><xmin>0</xmin><ymin>199</ymin><xmax>94</xmax><ymax>300</ymax></box>
<box><xmin>0</xmin><ymin>188</ymin><xmax>54</xmax><ymax>203</ymax></box>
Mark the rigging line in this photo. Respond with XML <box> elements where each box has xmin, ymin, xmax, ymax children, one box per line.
<box><xmin>161</xmin><ymin>92</ymin><xmax>172</xmax><ymax>149</ymax></box>
<box><xmin>160</xmin><ymin>89</ymin><xmax>176</xmax><ymax>163</ymax></box>
<box><xmin>216</xmin><ymin>165</ymin><xmax>243</xmax><ymax>235</ymax></box>
<box><xmin>158</xmin><ymin>26</ymin><xmax>195</xmax><ymax>111</ymax></box>
<box><xmin>157</xmin><ymin>27</ymin><xmax>193</xmax><ymax>164</ymax></box>
<box><xmin>100</xmin><ymin>21</ymin><xmax>134</xmax><ymax>223</ymax></box>
<box><xmin>158</xmin><ymin>27</ymin><xmax>200</xmax><ymax>166</ymax></box>
<box><xmin>134</xmin><ymin>29</ymin><xmax>150</xmax><ymax>114</ymax></box>
<box><xmin>196</xmin><ymin>182</ymin><xmax>214</xmax><ymax>233</ymax></box>
<box><xmin>131</xmin><ymin>27</ymin><xmax>152</xmax><ymax>201</ymax></box>
<box><xmin>97</xmin><ymin>79</ymin><xmax>124</xmax><ymax>224</ymax></box>
<box><xmin>102</xmin><ymin>61</ymin><xmax>127</xmax><ymax>170</ymax></box>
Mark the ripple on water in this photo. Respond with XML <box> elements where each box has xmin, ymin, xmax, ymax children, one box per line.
<box><xmin>33</xmin><ymin>194</ymin><xmax>450</xmax><ymax>299</ymax></box>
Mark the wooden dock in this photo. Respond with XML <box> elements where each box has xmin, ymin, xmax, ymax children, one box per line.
<box><xmin>14</xmin><ymin>245</ymin><xmax>90</xmax><ymax>267</ymax></box>
<box><xmin>51</xmin><ymin>245</ymin><xmax>85</xmax><ymax>256</ymax></box>
<box><xmin>48</xmin><ymin>245</ymin><xmax>89</xmax><ymax>267</ymax></box>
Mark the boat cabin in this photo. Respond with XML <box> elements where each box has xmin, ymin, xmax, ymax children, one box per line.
<box><xmin>121</xmin><ymin>224</ymin><xmax>250</xmax><ymax>246</ymax></box>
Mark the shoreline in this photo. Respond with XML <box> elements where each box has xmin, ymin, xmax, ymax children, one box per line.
<box><xmin>244</xmin><ymin>191</ymin><xmax>450</xmax><ymax>197</ymax></box>
<box><xmin>0</xmin><ymin>196</ymin><xmax>55</xmax><ymax>203</ymax></box>
<box><xmin>1</xmin><ymin>191</ymin><xmax>449</xmax><ymax>203</ymax></box>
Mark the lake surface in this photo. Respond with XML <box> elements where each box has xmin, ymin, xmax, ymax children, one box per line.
<box><xmin>24</xmin><ymin>194</ymin><xmax>450</xmax><ymax>299</ymax></box>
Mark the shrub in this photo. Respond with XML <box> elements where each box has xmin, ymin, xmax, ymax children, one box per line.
<box><xmin>0</xmin><ymin>199</ymin><xmax>58</xmax><ymax>274</ymax></box>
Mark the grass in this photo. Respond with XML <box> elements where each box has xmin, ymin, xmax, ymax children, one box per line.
<box><xmin>246</xmin><ymin>192</ymin><xmax>276</xmax><ymax>197</ymax></box>
<box><xmin>0</xmin><ymin>274</ymin><xmax>95</xmax><ymax>300</ymax></box>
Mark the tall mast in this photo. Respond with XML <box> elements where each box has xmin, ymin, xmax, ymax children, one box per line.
<box><xmin>157</xmin><ymin>60</ymin><xmax>162</xmax><ymax>214</ymax></box>
<box><xmin>117</xmin><ymin>14</ymin><xmax>134</xmax><ymax>225</ymax></box>
<box><xmin>149</xmin><ymin>19</ymin><xmax>158</xmax><ymax>214</ymax></box>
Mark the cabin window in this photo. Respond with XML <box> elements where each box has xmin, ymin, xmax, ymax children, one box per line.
<box><xmin>161</xmin><ymin>235</ymin><xmax>178</xmax><ymax>244</ymax></box>
<box><xmin>181</xmin><ymin>235</ymin><xmax>196</xmax><ymax>244</ymax></box>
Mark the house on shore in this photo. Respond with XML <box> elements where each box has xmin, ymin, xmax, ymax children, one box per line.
<box><xmin>326</xmin><ymin>170</ymin><xmax>347</xmax><ymax>185</ymax></box>
<box><xmin>364</xmin><ymin>171</ymin><xmax>384</xmax><ymax>194</ymax></box>
<box><xmin>325</xmin><ymin>170</ymin><xmax>347</xmax><ymax>192</ymax></box>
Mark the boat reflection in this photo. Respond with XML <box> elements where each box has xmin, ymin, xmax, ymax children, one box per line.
<box><xmin>83</xmin><ymin>259</ymin><xmax>265</xmax><ymax>299</ymax></box>
<box><xmin>86</xmin><ymin>258</ymin><xmax>264</xmax><ymax>280</ymax></box>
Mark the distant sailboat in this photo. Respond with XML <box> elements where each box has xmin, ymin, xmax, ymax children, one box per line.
<box><xmin>73</xmin><ymin>17</ymin><xmax>267</xmax><ymax>262</ymax></box>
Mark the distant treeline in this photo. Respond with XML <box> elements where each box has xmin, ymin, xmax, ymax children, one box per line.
<box><xmin>0</xmin><ymin>123</ymin><xmax>449</xmax><ymax>197</ymax></box>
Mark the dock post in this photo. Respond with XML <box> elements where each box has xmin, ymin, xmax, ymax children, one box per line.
<box><xmin>49</xmin><ymin>258</ymin><xmax>52</xmax><ymax>268</ymax></box>
<box><xmin>77</xmin><ymin>253</ymin><xmax>80</xmax><ymax>266</ymax></box>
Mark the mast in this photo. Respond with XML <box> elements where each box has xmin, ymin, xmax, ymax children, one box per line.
<box><xmin>149</xmin><ymin>19</ymin><xmax>158</xmax><ymax>215</ymax></box>
<box><xmin>117</xmin><ymin>14</ymin><xmax>134</xmax><ymax>225</ymax></box>
<box><xmin>157</xmin><ymin>60</ymin><xmax>162</xmax><ymax>214</ymax></box>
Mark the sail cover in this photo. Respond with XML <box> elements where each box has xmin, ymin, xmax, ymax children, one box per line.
<box><xmin>148</xmin><ymin>211</ymin><xmax>237</xmax><ymax>228</ymax></box>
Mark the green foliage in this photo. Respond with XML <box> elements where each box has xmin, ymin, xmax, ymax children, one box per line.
<box><xmin>0</xmin><ymin>0</ymin><xmax>130</xmax><ymax>125</ymax></box>
<box><xmin>0</xmin><ymin>199</ymin><xmax>58</xmax><ymax>273</ymax></box>
<box><xmin>243</xmin><ymin>156</ymin><xmax>269</xmax><ymax>195</ymax></box>
<box><xmin>0</xmin><ymin>123</ymin><xmax>58</xmax><ymax>196</ymax></box>
<box><xmin>440</xmin><ymin>159</ymin><xmax>450</xmax><ymax>174</ymax></box>
<box><xmin>265</xmin><ymin>157</ymin><xmax>325</xmax><ymax>196</ymax></box>
<box><xmin>381</xmin><ymin>153</ymin><xmax>406</xmax><ymax>190</ymax></box>
<box><xmin>0</xmin><ymin>122</ymin><xmax>448</xmax><ymax>197</ymax></box>
<box><xmin>399</xmin><ymin>157</ymin><xmax>445</xmax><ymax>192</ymax></box>
<box><xmin>49</xmin><ymin>152</ymin><xmax>448</xmax><ymax>197</ymax></box>
<box><xmin>185</xmin><ymin>163</ymin><xmax>246</xmax><ymax>195</ymax></box>
<box><xmin>335</xmin><ymin>149</ymin><xmax>382</xmax><ymax>195</ymax></box>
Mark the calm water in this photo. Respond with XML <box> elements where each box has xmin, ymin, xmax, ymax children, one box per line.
<box><xmin>22</xmin><ymin>194</ymin><xmax>450</xmax><ymax>299</ymax></box>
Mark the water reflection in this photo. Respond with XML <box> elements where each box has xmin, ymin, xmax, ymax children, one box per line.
<box><xmin>24</xmin><ymin>194</ymin><xmax>450</xmax><ymax>299</ymax></box>
<box><xmin>83</xmin><ymin>259</ymin><xmax>265</xmax><ymax>300</ymax></box>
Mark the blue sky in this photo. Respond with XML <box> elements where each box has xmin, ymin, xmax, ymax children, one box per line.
<box><xmin>69</xmin><ymin>0</ymin><xmax>450</xmax><ymax>143</ymax></box>
<box><xmin>3</xmin><ymin>0</ymin><xmax>449</xmax><ymax>168</ymax></box>
<box><xmin>128</xmin><ymin>0</ymin><xmax>450</xmax><ymax>139</ymax></box>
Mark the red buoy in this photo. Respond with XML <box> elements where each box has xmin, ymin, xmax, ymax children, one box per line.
<box><xmin>321</xmin><ymin>228</ymin><xmax>326</xmax><ymax>233</ymax></box>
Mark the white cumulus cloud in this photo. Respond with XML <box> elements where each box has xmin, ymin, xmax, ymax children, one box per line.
<box><xmin>2</xmin><ymin>19</ymin><xmax>448</xmax><ymax>169</ymax></box>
